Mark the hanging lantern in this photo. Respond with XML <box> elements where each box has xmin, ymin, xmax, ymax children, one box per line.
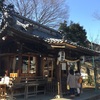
<box><xmin>58</xmin><ymin>51</ymin><xmax>65</xmax><ymax>61</ymax></box>
<box><xmin>80</xmin><ymin>56</ymin><xmax>85</xmax><ymax>64</ymax></box>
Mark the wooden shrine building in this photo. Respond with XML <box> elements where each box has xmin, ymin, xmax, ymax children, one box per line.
<box><xmin>0</xmin><ymin>5</ymin><xmax>100</xmax><ymax>97</ymax></box>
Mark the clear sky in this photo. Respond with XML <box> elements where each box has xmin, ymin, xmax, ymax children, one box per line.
<box><xmin>67</xmin><ymin>0</ymin><xmax>100</xmax><ymax>44</ymax></box>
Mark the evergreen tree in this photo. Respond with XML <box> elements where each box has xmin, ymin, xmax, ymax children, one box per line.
<box><xmin>59</xmin><ymin>21</ymin><xmax>88</xmax><ymax>47</ymax></box>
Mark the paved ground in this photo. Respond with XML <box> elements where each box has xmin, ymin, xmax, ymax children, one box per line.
<box><xmin>3</xmin><ymin>88</ymin><xmax>100</xmax><ymax>100</ymax></box>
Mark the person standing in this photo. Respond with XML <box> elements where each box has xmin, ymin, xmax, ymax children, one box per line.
<box><xmin>1</xmin><ymin>71</ymin><xmax>10</xmax><ymax>87</ymax></box>
<box><xmin>67</xmin><ymin>69</ymin><xmax>76</xmax><ymax>97</ymax></box>
<box><xmin>75</xmin><ymin>71</ymin><xmax>82</xmax><ymax>96</ymax></box>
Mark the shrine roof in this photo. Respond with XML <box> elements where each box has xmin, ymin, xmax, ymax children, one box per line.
<box><xmin>0</xmin><ymin>7</ymin><xmax>100</xmax><ymax>56</ymax></box>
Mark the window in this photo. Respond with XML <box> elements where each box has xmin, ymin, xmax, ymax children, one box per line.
<box><xmin>29</xmin><ymin>57</ymin><xmax>36</xmax><ymax>74</ymax></box>
<box><xmin>22</xmin><ymin>56</ymin><xmax>28</xmax><ymax>73</ymax></box>
<box><xmin>43</xmin><ymin>57</ymin><xmax>54</xmax><ymax>78</ymax></box>
<box><xmin>22</xmin><ymin>56</ymin><xmax>36</xmax><ymax>74</ymax></box>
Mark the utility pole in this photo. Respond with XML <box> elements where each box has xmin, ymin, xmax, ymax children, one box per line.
<box><xmin>91</xmin><ymin>42</ymin><xmax>97</xmax><ymax>91</ymax></box>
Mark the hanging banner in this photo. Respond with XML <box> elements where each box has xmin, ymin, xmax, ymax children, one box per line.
<box><xmin>62</xmin><ymin>63</ymin><xmax>66</xmax><ymax>70</ymax></box>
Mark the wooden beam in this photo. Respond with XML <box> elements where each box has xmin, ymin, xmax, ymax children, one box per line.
<box><xmin>66</xmin><ymin>43</ymin><xmax>77</xmax><ymax>48</ymax></box>
<box><xmin>51</xmin><ymin>45</ymin><xmax>65</xmax><ymax>48</ymax></box>
<box><xmin>0</xmin><ymin>53</ymin><xmax>16</xmax><ymax>56</ymax></box>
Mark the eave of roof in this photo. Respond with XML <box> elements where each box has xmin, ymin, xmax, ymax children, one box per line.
<box><xmin>0</xmin><ymin>23</ymin><xmax>100</xmax><ymax>56</ymax></box>
<box><xmin>45</xmin><ymin>39</ymin><xmax>100</xmax><ymax>56</ymax></box>
<box><xmin>0</xmin><ymin>23</ymin><xmax>50</xmax><ymax>48</ymax></box>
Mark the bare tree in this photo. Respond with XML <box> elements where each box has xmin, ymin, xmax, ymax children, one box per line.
<box><xmin>93</xmin><ymin>11</ymin><xmax>100</xmax><ymax>20</ymax></box>
<box><xmin>91</xmin><ymin>12</ymin><xmax>100</xmax><ymax>45</ymax></box>
<box><xmin>5</xmin><ymin>0</ymin><xmax>69</xmax><ymax>28</ymax></box>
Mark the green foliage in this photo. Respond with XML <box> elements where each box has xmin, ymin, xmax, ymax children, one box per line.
<box><xmin>59</xmin><ymin>21</ymin><xmax>88</xmax><ymax>47</ymax></box>
<box><xmin>70</xmin><ymin>65</ymin><xmax>75</xmax><ymax>70</ymax></box>
<box><xmin>88</xmin><ymin>75</ymin><xmax>94</xmax><ymax>85</ymax></box>
<box><xmin>59</xmin><ymin>20</ymin><xmax>68</xmax><ymax>32</ymax></box>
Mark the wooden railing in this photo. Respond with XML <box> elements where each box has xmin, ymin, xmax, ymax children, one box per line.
<box><xmin>10</xmin><ymin>76</ymin><xmax>46</xmax><ymax>99</ymax></box>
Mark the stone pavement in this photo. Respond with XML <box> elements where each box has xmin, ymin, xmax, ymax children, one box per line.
<box><xmin>51</xmin><ymin>88</ymin><xmax>100</xmax><ymax>100</ymax></box>
<box><xmin>6</xmin><ymin>88</ymin><xmax>100</xmax><ymax>100</ymax></box>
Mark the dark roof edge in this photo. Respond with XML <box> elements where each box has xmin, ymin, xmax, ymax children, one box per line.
<box><xmin>13</xmin><ymin>13</ymin><xmax>62</xmax><ymax>38</ymax></box>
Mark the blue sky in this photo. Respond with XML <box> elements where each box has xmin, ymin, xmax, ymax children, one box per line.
<box><xmin>67</xmin><ymin>0</ymin><xmax>100</xmax><ymax>44</ymax></box>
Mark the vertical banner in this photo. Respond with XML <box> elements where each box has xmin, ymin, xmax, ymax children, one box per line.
<box><xmin>62</xmin><ymin>63</ymin><xmax>66</xmax><ymax>70</ymax></box>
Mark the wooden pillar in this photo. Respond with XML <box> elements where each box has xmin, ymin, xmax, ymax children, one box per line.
<box><xmin>58</xmin><ymin>62</ymin><xmax>62</xmax><ymax>97</ymax></box>
<box><xmin>56</xmin><ymin>60</ymin><xmax>62</xmax><ymax>98</ymax></box>
<box><xmin>5</xmin><ymin>56</ymin><xmax>10</xmax><ymax>75</ymax></box>
<box><xmin>0</xmin><ymin>53</ymin><xmax>2</xmax><ymax>75</ymax></box>
<box><xmin>0</xmin><ymin>45</ymin><xmax>1</xmax><ymax>70</ymax></box>
<box><xmin>36</xmin><ymin>55</ymin><xmax>42</xmax><ymax>76</ymax></box>
<box><xmin>17</xmin><ymin>43</ymin><xmax>23</xmax><ymax>76</ymax></box>
<box><xmin>77</xmin><ymin>61</ymin><xmax>80</xmax><ymax>73</ymax></box>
